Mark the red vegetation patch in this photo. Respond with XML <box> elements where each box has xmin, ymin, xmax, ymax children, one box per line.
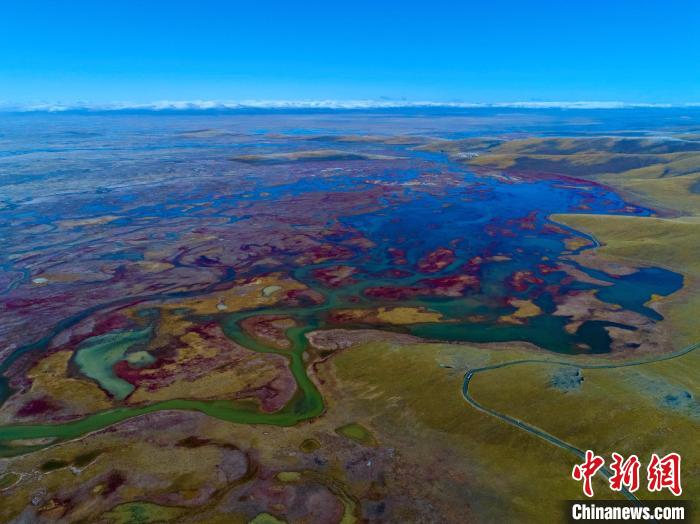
<box><xmin>387</xmin><ymin>247</ymin><xmax>408</xmax><ymax>265</ymax></box>
<box><xmin>542</xmin><ymin>223</ymin><xmax>570</xmax><ymax>235</ymax></box>
<box><xmin>417</xmin><ymin>247</ymin><xmax>456</xmax><ymax>273</ymax></box>
<box><xmin>113</xmin><ymin>359</ymin><xmax>163</xmax><ymax>387</ymax></box>
<box><xmin>312</xmin><ymin>265</ymin><xmax>357</xmax><ymax>287</ymax></box>
<box><xmin>280</xmin><ymin>288</ymin><xmax>325</xmax><ymax>307</ymax></box>
<box><xmin>513</xmin><ymin>211</ymin><xmax>538</xmax><ymax>230</ymax></box>
<box><xmin>544</xmin><ymin>284</ymin><xmax>562</xmax><ymax>296</ymax></box>
<box><xmin>239</xmin><ymin>315</ymin><xmax>295</xmax><ymax>349</ymax></box>
<box><xmin>102</xmin><ymin>471</ymin><xmax>126</xmax><ymax>497</ymax></box>
<box><xmin>326</xmin><ymin>310</ymin><xmax>362</xmax><ymax>324</ymax></box>
<box><xmin>49</xmin><ymin>310</ymin><xmax>136</xmax><ymax>350</ymax></box>
<box><xmin>507</xmin><ymin>270</ymin><xmax>545</xmax><ymax>292</ymax></box>
<box><xmin>235</xmin><ymin>380</ymin><xmax>297</xmax><ymax>413</ymax></box>
<box><xmin>364</xmin><ymin>286</ymin><xmax>421</xmax><ymax>300</ymax></box>
<box><xmin>364</xmin><ymin>272</ymin><xmax>480</xmax><ymax>300</ymax></box>
<box><xmin>419</xmin><ymin>274</ymin><xmax>480</xmax><ymax>296</ymax></box>
<box><xmin>462</xmin><ymin>256</ymin><xmax>485</xmax><ymax>274</ymax></box>
<box><xmin>295</xmin><ymin>244</ymin><xmax>353</xmax><ymax>265</ymax></box>
<box><xmin>537</xmin><ymin>263</ymin><xmax>560</xmax><ymax>275</ymax></box>
<box><xmin>17</xmin><ymin>396</ymin><xmax>60</xmax><ymax>417</ymax></box>
<box><xmin>113</xmin><ymin>321</ymin><xmax>296</xmax><ymax>412</ymax></box>
<box><xmin>381</xmin><ymin>268</ymin><xmax>413</xmax><ymax>278</ymax></box>
<box><xmin>344</xmin><ymin>236</ymin><xmax>375</xmax><ymax>250</ymax></box>
<box><xmin>112</xmin><ymin>322</ymin><xmax>247</xmax><ymax>388</ymax></box>
<box><xmin>484</xmin><ymin>223</ymin><xmax>518</xmax><ymax>238</ymax></box>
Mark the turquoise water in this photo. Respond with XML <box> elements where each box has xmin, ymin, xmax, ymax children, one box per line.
<box><xmin>0</xmin><ymin>112</ymin><xmax>686</xmax><ymax>452</ymax></box>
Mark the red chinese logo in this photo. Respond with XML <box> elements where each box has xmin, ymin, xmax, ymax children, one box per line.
<box><xmin>647</xmin><ymin>452</ymin><xmax>682</xmax><ymax>496</ymax></box>
<box><xmin>572</xmin><ymin>450</ymin><xmax>605</xmax><ymax>497</ymax></box>
<box><xmin>572</xmin><ymin>451</ymin><xmax>682</xmax><ymax>497</ymax></box>
<box><xmin>609</xmin><ymin>452</ymin><xmax>641</xmax><ymax>493</ymax></box>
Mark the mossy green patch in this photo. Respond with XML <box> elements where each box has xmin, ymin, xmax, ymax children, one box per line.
<box><xmin>299</xmin><ymin>438</ymin><xmax>321</xmax><ymax>453</ymax></box>
<box><xmin>40</xmin><ymin>458</ymin><xmax>69</xmax><ymax>472</ymax></box>
<box><xmin>248</xmin><ymin>512</ymin><xmax>286</xmax><ymax>524</ymax></box>
<box><xmin>335</xmin><ymin>423</ymin><xmax>378</xmax><ymax>446</ymax></box>
<box><xmin>0</xmin><ymin>472</ymin><xmax>19</xmax><ymax>490</ymax></box>
<box><xmin>100</xmin><ymin>501</ymin><xmax>186</xmax><ymax>524</ymax></box>
<box><xmin>276</xmin><ymin>471</ymin><xmax>301</xmax><ymax>482</ymax></box>
<box><xmin>73</xmin><ymin>449</ymin><xmax>102</xmax><ymax>468</ymax></box>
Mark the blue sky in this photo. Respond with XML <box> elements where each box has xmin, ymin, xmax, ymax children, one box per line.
<box><xmin>1</xmin><ymin>0</ymin><xmax>699</xmax><ymax>105</ymax></box>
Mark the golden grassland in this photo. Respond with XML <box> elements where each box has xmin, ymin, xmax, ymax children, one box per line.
<box><xmin>426</xmin><ymin>136</ymin><xmax>700</xmax><ymax>215</ymax></box>
<box><xmin>159</xmin><ymin>274</ymin><xmax>306</xmax><ymax>316</ymax></box>
<box><xmin>126</xmin><ymin>326</ymin><xmax>291</xmax><ymax>406</ymax></box>
<box><xmin>552</xmin><ymin>214</ymin><xmax>700</xmax><ymax>347</ymax></box>
<box><xmin>598</xmin><ymin>170</ymin><xmax>700</xmax><ymax>216</ymax></box>
<box><xmin>0</xmin><ymin>350</ymin><xmax>112</xmax><ymax>424</ymax></box>
<box><xmin>0</xmin><ymin>336</ymin><xmax>643</xmax><ymax>523</ymax></box>
<box><xmin>468</xmin><ymin>347</ymin><xmax>700</xmax><ymax>502</ymax></box>
<box><xmin>324</xmin><ymin>339</ymin><xmax>634</xmax><ymax>522</ymax></box>
<box><xmin>332</xmin><ymin>306</ymin><xmax>445</xmax><ymax>325</ymax></box>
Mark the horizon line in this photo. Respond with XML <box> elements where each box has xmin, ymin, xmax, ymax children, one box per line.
<box><xmin>3</xmin><ymin>99</ymin><xmax>700</xmax><ymax>113</ymax></box>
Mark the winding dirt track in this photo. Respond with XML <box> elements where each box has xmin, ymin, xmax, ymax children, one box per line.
<box><xmin>461</xmin><ymin>337</ymin><xmax>700</xmax><ymax>504</ymax></box>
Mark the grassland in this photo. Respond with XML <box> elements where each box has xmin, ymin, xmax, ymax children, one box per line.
<box><xmin>413</xmin><ymin>134</ymin><xmax>700</xmax><ymax>512</ymax></box>
<box><xmin>467</xmin><ymin>344</ymin><xmax>700</xmax><ymax>502</ymax></box>
<box><xmin>426</xmin><ymin>136</ymin><xmax>700</xmax><ymax>214</ymax></box>
<box><xmin>551</xmin><ymin>215</ymin><xmax>700</xmax><ymax>348</ymax></box>
<box><xmin>323</xmin><ymin>339</ymin><xmax>634</xmax><ymax>521</ymax></box>
<box><xmin>3</xmin><ymin>330</ymin><xmax>695</xmax><ymax>521</ymax></box>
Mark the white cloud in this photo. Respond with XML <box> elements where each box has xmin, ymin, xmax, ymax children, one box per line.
<box><xmin>2</xmin><ymin>99</ymin><xmax>698</xmax><ymax>112</ymax></box>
